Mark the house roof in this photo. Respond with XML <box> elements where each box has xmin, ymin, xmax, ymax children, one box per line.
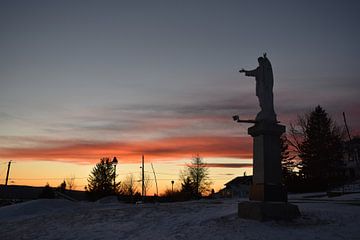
<box><xmin>224</xmin><ymin>176</ymin><xmax>252</xmax><ymax>186</ymax></box>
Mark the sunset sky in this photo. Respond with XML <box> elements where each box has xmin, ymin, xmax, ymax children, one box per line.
<box><xmin>0</xmin><ymin>1</ymin><xmax>359</xmax><ymax>194</ymax></box>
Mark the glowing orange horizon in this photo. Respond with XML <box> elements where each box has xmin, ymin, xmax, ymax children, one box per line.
<box><xmin>0</xmin><ymin>135</ymin><xmax>253</xmax><ymax>164</ymax></box>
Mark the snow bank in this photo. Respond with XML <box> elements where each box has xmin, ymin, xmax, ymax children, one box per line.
<box><xmin>0</xmin><ymin>197</ymin><xmax>359</xmax><ymax>240</ymax></box>
<box><xmin>0</xmin><ymin>199</ymin><xmax>76</xmax><ymax>222</ymax></box>
<box><xmin>289</xmin><ymin>192</ymin><xmax>360</xmax><ymax>201</ymax></box>
<box><xmin>328</xmin><ymin>192</ymin><xmax>360</xmax><ymax>200</ymax></box>
<box><xmin>96</xmin><ymin>196</ymin><xmax>120</xmax><ymax>204</ymax></box>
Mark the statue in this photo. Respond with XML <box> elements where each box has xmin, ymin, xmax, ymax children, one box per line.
<box><xmin>236</xmin><ymin>54</ymin><xmax>300</xmax><ymax>220</ymax></box>
<box><xmin>239</xmin><ymin>53</ymin><xmax>277</xmax><ymax>122</ymax></box>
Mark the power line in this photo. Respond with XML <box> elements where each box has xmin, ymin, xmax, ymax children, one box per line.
<box><xmin>10</xmin><ymin>177</ymin><xmax>88</xmax><ymax>181</ymax></box>
<box><xmin>119</xmin><ymin>171</ymin><xmax>140</xmax><ymax>175</ymax></box>
<box><xmin>152</xmin><ymin>172</ymin><xmax>175</xmax><ymax>176</ymax></box>
<box><xmin>0</xmin><ymin>165</ymin><xmax>6</xmax><ymax>177</ymax></box>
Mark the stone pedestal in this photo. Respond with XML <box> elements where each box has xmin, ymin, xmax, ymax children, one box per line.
<box><xmin>237</xmin><ymin>121</ymin><xmax>300</xmax><ymax>221</ymax></box>
<box><xmin>238</xmin><ymin>201</ymin><xmax>301</xmax><ymax>221</ymax></box>
<box><xmin>248</xmin><ymin>122</ymin><xmax>287</xmax><ymax>202</ymax></box>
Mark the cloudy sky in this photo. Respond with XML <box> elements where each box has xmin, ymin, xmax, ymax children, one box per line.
<box><xmin>0</xmin><ymin>0</ymin><xmax>359</xmax><ymax>192</ymax></box>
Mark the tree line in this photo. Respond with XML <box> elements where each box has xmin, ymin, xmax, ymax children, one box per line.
<box><xmin>86</xmin><ymin>154</ymin><xmax>212</xmax><ymax>201</ymax></box>
<box><xmin>42</xmin><ymin>105</ymin><xmax>353</xmax><ymax>199</ymax></box>
<box><xmin>281</xmin><ymin>105</ymin><xmax>354</xmax><ymax>192</ymax></box>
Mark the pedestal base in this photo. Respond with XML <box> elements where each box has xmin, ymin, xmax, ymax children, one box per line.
<box><xmin>250</xmin><ymin>183</ymin><xmax>287</xmax><ymax>202</ymax></box>
<box><xmin>247</xmin><ymin>122</ymin><xmax>286</xmax><ymax>202</ymax></box>
<box><xmin>238</xmin><ymin>201</ymin><xmax>300</xmax><ymax>221</ymax></box>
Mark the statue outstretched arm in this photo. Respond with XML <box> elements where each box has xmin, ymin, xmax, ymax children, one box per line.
<box><xmin>239</xmin><ymin>68</ymin><xmax>258</xmax><ymax>77</ymax></box>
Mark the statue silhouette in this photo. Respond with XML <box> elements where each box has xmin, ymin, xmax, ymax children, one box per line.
<box><xmin>240</xmin><ymin>53</ymin><xmax>277</xmax><ymax>122</ymax></box>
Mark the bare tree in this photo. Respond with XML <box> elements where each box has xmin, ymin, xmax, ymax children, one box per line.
<box><xmin>66</xmin><ymin>174</ymin><xmax>76</xmax><ymax>190</ymax></box>
<box><xmin>120</xmin><ymin>174</ymin><xmax>138</xmax><ymax>196</ymax></box>
<box><xmin>287</xmin><ymin>120</ymin><xmax>306</xmax><ymax>157</ymax></box>
<box><xmin>281</xmin><ymin>134</ymin><xmax>297</xmax><ymax>181</ymax></box>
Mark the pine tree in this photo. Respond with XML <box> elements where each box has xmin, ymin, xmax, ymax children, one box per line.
<box><xmin>180</xmin><ymin>155</ymin><xmax>211</xmax><ymax>198</ymax></box>
<box><xmin>180</xmin><ymin>176</ymin><xmax>197</xmax><ymax>197</ymax></box>
<box><xmin>87</xmin><ymin>158</ymin><xmax>119</xmax><ymax>199</ymax></box>
<box><xmin>298</xmin><ymin>106</ymin><xmax>344</xmax><ymax>185</ymax></box>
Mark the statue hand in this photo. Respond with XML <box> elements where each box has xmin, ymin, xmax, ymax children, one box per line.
<box><xmin>239</xmin><ymin>68</ymin><xmax>245</xmax><ymax>73</ymax></box>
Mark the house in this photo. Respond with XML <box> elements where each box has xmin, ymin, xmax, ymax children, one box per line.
<box><xmin>219</xmin><ymin>176</ymin><xmax>252</xmax><ymax>198</ymax></box>
<box><xmin>343</xmin><ymin>137</ymin><xmax>360</xmax><ymax>179</ymax></box>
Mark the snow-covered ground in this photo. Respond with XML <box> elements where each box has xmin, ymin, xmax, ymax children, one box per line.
<box><xmin>0</xmin><ymin>194</ymin><xmax>359</xmax><ymax>240</ymax></box>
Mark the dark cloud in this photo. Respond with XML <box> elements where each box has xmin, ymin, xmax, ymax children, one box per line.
<box><xmin>36</xmin><ymin>96</ymin><xmax>254</xmax><ymax>141</ymax></box>
<box><xmin>205</xmin><ymin>163</ymin><xmax>252</xmax><ymax>168</ymax></box>
<box><xmin>103</xmin><ymin>94</ymin><xmax>256</xmax><ymax>118</ymax></box>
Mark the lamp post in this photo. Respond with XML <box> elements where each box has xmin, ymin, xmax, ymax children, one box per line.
<box><xmin>112</xmin><ymin>157</ymin><xmax>118</xmax><ymax>194</ymax></box>
<box><xmin>171</xmin><ymin>180</ymin><xmax>174</xmax><ymax>193</ymax></box>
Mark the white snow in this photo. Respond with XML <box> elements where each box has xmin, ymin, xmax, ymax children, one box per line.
<box><xmin>0</xmin><ymin>194</ymin><xmax>359</xmax><ymax>240</ymax></box>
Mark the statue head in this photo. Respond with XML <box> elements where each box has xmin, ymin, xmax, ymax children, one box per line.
<box><xmin>257</xmin><ymin>57</ymin><xmax>265</xmax><ymax>66</ymax></box>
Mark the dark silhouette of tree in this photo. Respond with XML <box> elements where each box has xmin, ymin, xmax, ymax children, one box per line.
<box><xmin>120</xmin><ymin>173</ymin><xmax>138</xmax><ymax>197</ymax></box>
<box><xmin>280</xmin><ymin>134</ymin><xmax>302</xmax><ymax>191</ymax></box>
<box><xmin>280</xmin><ymin>134</ymin><xmax>297</xmax><ymax>181</ymax></box>
<box><xmin>118</xmin><ymin>174</ymin><xmax>141</xmax><ymax>203</ymax></box>
<box><xmin>87</xmin><ymin>158</ymin><xmax>119</xmax><ymax>199</ymax></box>
<box><xmin>180</xmin><ymin>155</ymin><xmax>211</xmax><ymax>198</ymax></box>
<box><xmin>288</xmin><ymin>106</ymin><xmax>345</xmax><ymax>189</ymax></box>
<box><xmin>180</xmin><ymin>176</ymin><xmax>196</xmax><ymax>197</ymax></box>
<box><xmin>161</xmin><ymin>187</ymin><xmax>193</xmax><ymax>202</ymax></box>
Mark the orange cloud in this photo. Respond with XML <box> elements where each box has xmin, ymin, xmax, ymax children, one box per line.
<box><xmin>0</xmin><ymin>136</ymin><xmax>252</xmax><ymax>164</ymax></box>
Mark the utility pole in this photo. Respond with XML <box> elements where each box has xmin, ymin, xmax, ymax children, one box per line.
<box><xmin>112</xmin><ymin>157</ymin><xmax>118</xmax><ymax>194</ymax></box>
<box><xmin>141</xmin><ymin>155</ymin><xmax>145</xmax><ymax>200</ymax></box>
<box><xmin>343</xmin><ymin>112</ymin><xmax>352</xmax><ymax>141</ymax></box>
<box><xmin>5</xmin><ymin>160</ymin><xmax>12</xmax><ymax>186</ymax></box>
<box><xmin>151</xmin><ymin>163</ymin><xmax>158</xmax><ymax>196</ymax></box>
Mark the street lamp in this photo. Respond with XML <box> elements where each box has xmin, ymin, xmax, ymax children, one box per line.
<box><xmin>171</xmin><ymin>180</ymin><xmax>174</xmax><ymax>193</ymax></box>
<box><xmin>112</xmin><ymin>157</ymin><xmax>118</xmax><ymax>194</ymax></box>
